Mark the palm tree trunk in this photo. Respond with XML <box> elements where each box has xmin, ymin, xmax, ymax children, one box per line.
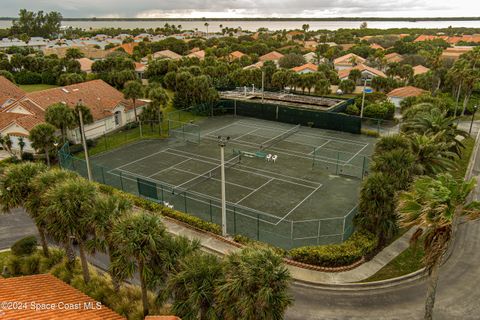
<box><xmin>461</xmin><ymin>92</ymin><xmax>471</xmax><ymax>116</ymax></box>
<box><xmin>139</xmin><ymin>260</ymin><xmax>149</xmax><ymax>317</ymax></box>
<box><xmin>424</xmin><ymin>261</ymin><xmax>441</xmax><ymax>320</ymax></box>
<box><xmin>78</xmin><ymin>242</ymin><xmax>91</xmax><ymax>284</ymax></box>
<box><xmin>107</xmin><ymin>248</ymin><xmax>121</xmax><ymax>291</ymax></box>
<box><xmin>133</xmin><ymin>98</ymin><xmax>138</xmax><ymax>122</ymax></box>
<box><xmin>65</xmin><ymin>240</ymin><xmax>76</xmax><ymax>273</ymax></box>
<box><xmin>38</xmin><ymin>226</ymin><xmax>50</xmax><ymax>258</ymax></box>
<box><xmin>45</xmin><ymin>147</ymin><xmax>50</xmax><ymax>167</ymax></box>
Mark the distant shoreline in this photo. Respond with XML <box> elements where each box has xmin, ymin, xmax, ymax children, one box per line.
<box><xmin>0</xmin><ymin>17</ymin><xmax>479</xmax><ymax>22</ymax></box>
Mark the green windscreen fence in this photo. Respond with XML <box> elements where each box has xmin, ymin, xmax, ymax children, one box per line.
<box><xmin>138</xmin><ymin>178</ymin><xmax>158</xmax><ymax>200</ymax></box>
<box><xmin>208</xmin><ymin>99</ymin><xmax>362</xmax><ymax>134</ymax></box>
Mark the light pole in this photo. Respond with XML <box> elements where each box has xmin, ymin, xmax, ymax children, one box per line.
<box><xmin>469</xmin><ymin>105</ymin><xmax>478</xmax><ymax>135</ymax></box>
<box><xmin>360</xmin><ymin>78</ymin><xmax>368</xmax><ymax>118</ymax></box>
<box><xmin>218</xmin><ymin>135</ymin><xmax>230</xmax><ymax>237</ymax></box>
<box><xmin>77</xmin><ymin>100</ymin><xmax>93</xmax><ymax>181</ymax></box>
<box><xmin>261</xmin><ymin>70</ymin><xmax>265</xmax><ymax>103</ymax></box>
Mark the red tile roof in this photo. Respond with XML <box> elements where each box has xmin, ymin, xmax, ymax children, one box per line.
<box><xmin>291</xmin><ymin>63</ymin><xmax>318</xmax><ymax>73</ymax></box>
<box><xmin>413</xmin><ymin>65</ymin><xmax>430</xmax><ymax>76</ymax></box>
<box><xmin>385</xmin><ymin>52</ymin><xmax>404</xmax><ymax>63</ymax></box>
<box><xmin>145</xmin><ymin>316</ymin><xmax>181</xmax><ymax>320</ymax></box>
<box><xmin>259</xmin><ymin>51</ymin><xmax>284</xmax><ymax>62</ymax></box>
<box><xmin>0</xmin><ymin>76</ymin><xmax>25</xmax><ymax>106</ymax></box>
<box><xmin>369</xmin><ymin>43</ymin><xmax>384</xmax><ymax>50</ymax></box>
<box><xmin>108</xmin><ymin>42</ymin><xmax>139</xmax><ymax>55</ymax></box>
<box><xmin>414</xmin><ymin>34</ymin><xmax>480</xmax><ymax>44</ymax></box>
<box><xmin>441</xmin><ymin>46</ymin><xmax>473</xmax><ymax>60</ymax></box>
<box><xmin>333</xmin><ymin>53</ymin><xmax>366</xmax><ymax>66</ymax></box>
<box><xmin>338</xmin><ymin>63</ymin><xmax>386</xmax><ymax>79</ymax></box>
<box><xmin>187</xmin><ymin>50</ymin><xmax>205</xmax><ymax>59</ymax></box>
<box><xmin>229</xmin><ymin>50</ymin><xmax>245</xmax><ymax>60</ymax></box>
<box><xmin>0</xmin><ymin>274</ymin><xmax>125</xmax><ymax>319</ymax></box>
<box><xmin>76</xmin><ymin>58</ymin><xmax>94</xmax><ymax>72</ymax></box>
<box><xmin>387</xmin><ymin>86</ymin><xmax>427</xmax><ymax>98</ymax></box>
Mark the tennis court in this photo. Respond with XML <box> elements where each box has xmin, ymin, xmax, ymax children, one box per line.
<box><xmin>63</xmin><ymin>116</ymin><xmax>376</xmax><ymax>249</ymax></box>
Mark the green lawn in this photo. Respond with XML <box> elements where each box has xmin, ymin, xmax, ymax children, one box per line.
<box><xmin>19</xmin><ymin>84</ymin><xmax>59</xmax><ymax>92</ymax></box>
<box><xmin>363</xmin><ymin>244</ymin><xmax>425</xmax><ymax>282</ymax></box>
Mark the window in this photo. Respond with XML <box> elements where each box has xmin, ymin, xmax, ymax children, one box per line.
<box><xmin>114</xmin><ymin>111</ymin><xmax>122</xmax><ymax>126</ymax></box>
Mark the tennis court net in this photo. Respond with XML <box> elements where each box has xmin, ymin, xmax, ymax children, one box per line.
<box><xmin>260</xmin><ymin>124</ymin><xmax>300</xmax><ymax>150</ymax></box>
<box><xmin>173</xmin><ymin>154</ymin><xmax>241</xmax><ymax>194</ymax></box>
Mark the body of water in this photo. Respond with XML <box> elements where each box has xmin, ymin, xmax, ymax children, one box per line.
<box><xmin>0</xmin><ymin>20</ymin><xmax>480</xmax><ymax>32</ymax></box>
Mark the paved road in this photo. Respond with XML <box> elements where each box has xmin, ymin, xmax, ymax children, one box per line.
<box><xmin>1</xmin><ymin>209</ymin><xmax>479</xmax><ymax>319</ymax></box>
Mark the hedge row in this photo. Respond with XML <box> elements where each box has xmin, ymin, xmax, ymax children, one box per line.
<box><xmin>288</xmin><ymin>231</ymin><xmax>378</xmax><ymax>267</ymax></box>
<box><xmin>96</xmin><ymin>184</ymin><xmax>222</xmax><ymax>235</ymax></box>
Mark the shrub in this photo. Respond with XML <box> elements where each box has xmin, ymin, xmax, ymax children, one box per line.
<box><xmin>338</xmin><ymin>79</ymin><xmax>356</xmax><ymax>94</ymax></box>
<box><xmin>289</xmin><ymin>231</ymin><xmax>378</xmax><ymax>267</ymax></box>
<box><xmin>363</xmin><ymin>101</ymin><xmax>395</xmax><ymax>120</ymax></box>
<box><xmin>345</xmin><ymin>104</ymin><xmax>360</xmax><ymax>116</ymax></box>
<box><xmin>14</xmin><ymin>71</ymin><xmax>42</xmax><ymax>85</ymax></box>
<box><xmin>21</xmin><ymin>152</ymin><xmax>35</xmax><ymax>161</ymax></box>
<box><xmin>233</xmin><ymin>234</ymin><xmax>287</xmax><ymax>257</ymax></box>
<box><xmin>361</xmin><ymin>129</ymin><xmax>380</xmax><ymax>137</ymax></box>
<box><xmin>22</xmin><ymin>255</ymin><xmax>41</xmax><ymax>275</ymax></box>
<box><xmin>11</xmin><ymin>236</ymin><xmax>37</xmax><ymax>256</ymax></box>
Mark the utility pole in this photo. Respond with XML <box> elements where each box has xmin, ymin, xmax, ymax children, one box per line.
<box><xmin>218</xmin><ymin>136</ymin><xmax>230</xmax><ymax>237</ymax></box>
<box><xmin>78</xmin><ymin>100</ymin><xmax>93</xmax><ymax>181</ymax></box>
<box><xmin>360</xmin><ymin>78</ymin><xmax>368</xmax><ymax>118</ymax></box>
<box><xmin>261</xmin><ymin>70</ymin><xmax>265</xmax><ymax>103</ymax></box>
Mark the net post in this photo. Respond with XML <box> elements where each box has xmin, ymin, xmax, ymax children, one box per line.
<box><xmin>160</xmin><ymin>184</ymin><xmax>164</xmax><ymax>202</ymax></box>
<box><xmin>119</xmin><ymin>171</ymin><xmax>124</xmax><ymax>191</ymax></box>
<box><xmin>101</xmin><ymin>166</ymin><xmax>105</xmax><ymax>184</ymax></box>
<box><xmin>233</xmin><ymin>206</ymin><xmax>236</xmax><ymax>234</ymax></box>
<box><xmin>335</xmin><ymin>152</ymin><xmax>340</xmax><ymax>175</ymax></box>
<box><xmin>317</xmin><ymin>220</ymin><xmax>321</xmax><ymax>245</ymax></box>
<box><xmin>184</xmin><ymin>192</ymin><xmax>187</xmax><ymax>212</ymax></box>
<box><xmin>362</xmin><ymin>156</ymin><xmax>367</xmax><ymax>179</ymax></box>
<box><xmin>290</xmin><ymin>220</ymin><xmax>294</xmax><ymax>248</ymax></box>
<box><xmin>209</xmin><ymin>199</ymin><xmax>213</xmax><ymax>222</ymax></box>
<box><xmin>257</xmin><ymin>212</ymin><xmax>260</xmax><ymax>240</ymax></box>
<box><xmin>312</xmin><ymin>146</ymin><xmax>316</xmax><ymax>168</ymax></box>
<box><xmin>104</xmin><ymin>133</ymin><xmax>107</xmax><ymax>151</ymax></box>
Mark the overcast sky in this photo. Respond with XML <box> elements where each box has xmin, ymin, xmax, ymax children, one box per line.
<box><xmin>1</xmin><ymin>0</ymin><xmax>479</xmax><ymax>18</ymax></box>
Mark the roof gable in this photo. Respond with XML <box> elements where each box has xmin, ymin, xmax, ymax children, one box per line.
<box><xmin>0</xmin><ymin>76</ymin><xmax>25</xmax><ymax>106</ymax></box>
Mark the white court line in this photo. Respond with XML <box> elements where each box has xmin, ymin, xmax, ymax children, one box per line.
<box><xmin>147</xmin><ymin>158</ymin><xmax>192</xmax><ymax>178</ymax></box>
<box><xmin>170</xmin><ymin>167</ymin><xmax>256</xmax><ymax>191</ymax></box>
<box><xmin>345</xmin><ymin>143</ymin><xmax>369</xmax><ymax>164</ymax></box>
<box><xmin>233</xmin><ymin>128</ymin><xmax>261</xmax><ymax>141</ymax></box>
<box><xmin>201</xmin><ymin>121</ymin><xmax>253</xmax><ymax>136</ymax></box>
<box><xmin>276</xmin><ymin>184</ymin><xmax>324</xmax><ymax>225</ymax></box>
<box><xmin>235</xmin><ymin>120</ymin><xmax>368</xmax><ymax>146</ymax></box>
<box><xmin>308</xmin><ymin>140</ymin><xmax>332</xmax><ymax>155</ymax></box>
<box><xmin>202</xmin><ymin>135</ymin><xmax>348</xmax><ymax>165</ymax></box>
<box><xmin>235</xmin><ymin>178</ymin><xmax>274</xmax><ymax>204</ymax></box>
<box><xmin>166</xmin><ymin>147</ymin><xmax>320</xmax><ymax>189</ymax></box>
<box><xmin>115</xmin><ymin>148</ymin><xmax>179</xmax><ymax>170</ymax></box>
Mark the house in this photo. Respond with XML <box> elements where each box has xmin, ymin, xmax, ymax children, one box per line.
<box><xmin>187</xmin><ymin>49</ymin><xmax>206</xmax><ymax>60</ymax></box>
<box><xmin>333</xmin><ymin>53</ymin><xmax>366</xmax><ymax>70</ymax></box>
<box><xmin>370</xmin><ymin>43</ymin><xmax>384</xmax><ymax>50</ymax></box>
<box><xmin>151</xmin><ymin>50</ymin><xmax>183</xmax><ymax>61</ymax></box>
<box><xmin>286</xmin><ymin>31</ymin><xmax>304</xmax><ymax>41</ymax></box>
<box><xmin>135</xmin><ymin>62</ymin><xmax>147</xmax><ymax>79</ymax></box>
<box><xmin>387</xmin><ymin>86</ymin><xmax>427</xmax><ymax>110</ymax></box>
<box><xmin>259</xmin><ymin>51</ymin><xmax>284</xmax><ymax>62</ymax></box>
<box><xmin>413</xmin><ymin>65</ymin><xmax>430</xmax><ymax>76</ymax></box>
<box><xmin>292</xmin><ymin>63</ymin><xmax>318</xmax><ymax>74</ymax></box>
<box><xmin>385</xmin><ymin>52</ymin><xmax>404</xmax><ymax>64</ymax></box>
<box><xmin>304</xmin><ymin>40</ymin><xmax>318</xmax><ymax>50</ymax></box>
<box><xmin>0</xmin><ymin>274</ymin><xmax>124</xmax><ymax>319</ymax></box>
<box><xmin>77</xmin><ymin>57</ymin><xmax>94</xmax><ymax>73</ymax></box>
<box><xmin>338</xmin><ymin>64</ymin><xmax>387</xmax><ymax>81</ymax></box>
<box><xmin>229</xmin><ymin>50</ymin><xmax>245</xmax><ymax>61</ymax></box>
<box><xmin>303</xmin><ymin>52</ymin><xmax>325</xmax><ymax>64</ymax></box>
<box><xmin>107</xmin><ymin>42</ymin><xmax>139</xmax><ymax>55</ymax></box>
<box><xmin>0</xmin><ymin>76</ymin><xmax>25</xmax><ymax>108</ymax></box>
<box><xmin>414</xmin><ymin>34</ymin><xmax>480</xmax><ymax>44</ymax></box>
<box><xmin>441</xmin><ymin>46</ymin><xmax>473</xmax><ymax>61</ymax></box>
<box><xmin>0</xmin><ymin>79</ymin><xmax>146</xmax><ymax>150</ymax></box>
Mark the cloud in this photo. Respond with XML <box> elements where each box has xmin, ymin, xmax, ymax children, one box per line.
<box><xmin>0</xmin><ymin>0</ymin><xmax>477</xmax><ymax>18</ymax></box>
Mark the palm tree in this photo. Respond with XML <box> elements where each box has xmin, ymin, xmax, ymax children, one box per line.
<box><xmin>397</xmin><ymin>174</ymin><xmax>480</xmax><ymax>320</ymax></box>
<box><xmin>45</xmin><ymin>102</ymin><xmax>76</xmax><ymax>142</ymax></box>
<box><xmin>25</xmin><ymin>168</ymin><xmax>78</xmax><ymax>259</ymax></box>
<box><xmin>167</xmin><ymin>252</ymin><xmax>221</xmax><ymax>320</ymax></box>
<box><xmin>408</xmin><ymin>133</ymin><xmax>457</xmax><ymax>175</ymax></box>
<box><xmin>204</xmin><ymin>22</ymin><xmax>210</xmax><ymax>36</ymax></box>
<box><xmin>215</xmin><ymin>247</ymin><xmax>293</xmax><ymax>320</ymax></box>
<box><xmin>111</xmin><ymin>211</ymin><xmax>167</xmax><ymax>317</ymax></box>
<box><xmin>374</xmin><ymin>134</ymin><xmax>411</xmax><ymax>154</ymax></box>
<box><xmin>84</xmin><ymin>194</ymin><xmax>132</xmax><ymax>290</ymax></box>
<box><xmin>43</xmin><ymin>177</ymin><xmax>98</xmax><ymax>283</ymax></box>
<box><xmin>123</xmin><ymin>80</ymin><xmax>144</xmax><ymax>122</ymax></box>
<box><xmin>371</xmin><ymin>148</ymin><xmax>417</xmax><ymax>190</ymax></box>
<box><xmin>0</xmin><ymin>163</ymin><xmax>48</xmax><ymax>255</ymax></box>
<box><xmin>402</xmin><ymin>108</ymin><xmax>468</xmax><ymax>156</ymax></box>
<box><xmin>356</xmin><ymin>172</ymin><xmax>398</xmax><ymax>245</ymax></box>
<box><xmin>29</xmin><ymin>123</ymin><xmax>57</xmax><ymax>167</ymax></box>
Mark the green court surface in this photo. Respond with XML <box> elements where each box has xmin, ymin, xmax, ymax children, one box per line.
<box><xmin>66</xmin><ymin>116</ymin><xmax>376</xmax><ymax>249</ymax></box>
